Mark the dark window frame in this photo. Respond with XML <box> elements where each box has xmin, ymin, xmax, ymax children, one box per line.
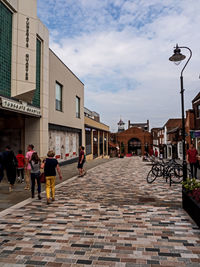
<box><xmin>76</xmin><ymin>96</ymin><xmax>80</xmax><ymax>118</ymax></box>
<box><xmin>197</xmin><ymin>104</ymin><xmax>200</xmax><ymax>118</ymax></box>
<box><xmin>55</xmin><ymin>81</ymin><xmax>63</xmax><ymax>112</ymax></box>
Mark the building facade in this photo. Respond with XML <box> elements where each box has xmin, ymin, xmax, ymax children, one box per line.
<box><xmin>84</xmin><ymin>108</ymin><xmax>109</xmax><ymax>161</ymax></box>
<box><xmin>151</xmin><ymin>128</ymin><xmax>162</xmax><ymax>156</ymax></box>
<box><xmin>0</xmin><ymin>0</ymin><xmax>85</xmax><ymax>163</ymax></box>
<box><xmin>186</xmin><ymin>93</ymin><xmax>200</xmax><ymax>154</ymax></box>
<box><xmin>0</xmin><ymin>0</ymin><xmax>49</xmax><ymax>156</ymax></box>
<box><xmin>128</xmin><ymin>120</ymin><xmax>149</xmax><ymax>131</ymax></box>
<box><xmin>116</xmin><ymin>126</ymin><xmax>152</xmax><ymax>156</ymax></box>
<box><xmin>48</xmin><ymin>50</ymin><xmax>84</xmax><ymax>163</ymax></box>
<box><xmin>163</xmin><ymin>119</ymin><xmax>182</xmax><ymax>159</ymax></box>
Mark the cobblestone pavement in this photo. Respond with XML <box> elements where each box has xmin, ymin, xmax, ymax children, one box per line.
<box><xmin>0</xmin><ymin>158</ymin><xmax>113</xmax><ymax>212</ymax></box>
<box><xmin>0</xmin><ymin>157</ymin><xmax>200</xmax><ymax>267</ymax></box>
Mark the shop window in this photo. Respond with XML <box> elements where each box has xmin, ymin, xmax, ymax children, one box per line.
<box><xmin>0</xmin><ymin>2</ymin><xmax>12</xmax><ymax>97</ymax></box>
<box><xmin>55</xmin><ymin>82</ymin><xmax>62</xmax><ymax>111</ymax></box>
<box><xmin>85</xmin><ymin>128</ymin><xmax>92</xmax><ymax>155</ymax></box>
<box><xmin>76</xmin><ymin>96</ymin><xmax>80</xmax><ymax>118</ymax></box>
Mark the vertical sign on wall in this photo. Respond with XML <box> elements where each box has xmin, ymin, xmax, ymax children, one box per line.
<box><xmin>55</xmin><ymin>136</ymin><xmax>60</xmax><ymax>158</ymax></box>
<box><xmin>73</xmin><ymin>136</ymin><xmax>76</xmax><ymax>155</ymax></box>
<box><xmin>65</xmin><ymin>136</ymin><xmax>69</xmax><ymax>157</ymax></box>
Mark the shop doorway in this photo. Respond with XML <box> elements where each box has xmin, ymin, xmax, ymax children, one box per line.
<box><xmin>0</xmin><ymin>110</ymin><xmax>25</xmax><ymax>154</ymax></box>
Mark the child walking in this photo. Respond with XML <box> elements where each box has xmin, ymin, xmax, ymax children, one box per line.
<box><xmin>30</xmin><ymin>152</ymin><xmax>41</xmax><ymax>199</ymax></box>
<box><xmin>16</xmin><ymin>150</ymin><xmax>25</xmax><ymax>183</ymax></box>
<box><xmin>41</xmin><ymin>151</ymin><xmax>62</xmax><ymax>204</ymax></box>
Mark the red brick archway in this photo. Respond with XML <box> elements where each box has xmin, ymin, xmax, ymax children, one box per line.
<box><xmin>128</xmin><ymin>137</ymin><xmax>142</xmax><ymax>155</ymax></box>
<box><xmin>116</xmin><ymin>127</ymin><xmax>152</xmax><ymax>155</ymax></box>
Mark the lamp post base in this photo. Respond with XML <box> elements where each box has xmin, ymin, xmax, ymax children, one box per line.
<box><xmin>183</xmin><ymin>160</ymin><xmax>187</xmax><ymax>182</ymax></box>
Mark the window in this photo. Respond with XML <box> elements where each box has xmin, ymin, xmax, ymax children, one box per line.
<box><xmin>197</xmin><ymin>105</ymin><xmax>200</xmax><ymax>118</ymax></box>
<box><xmin>76</xmin><ymin>96</ymin><xmax>80</xmax><ymax>118</ymax></box>
<box><xmin>55</xmin><ymin>82</ymin><xmax>62</xmax><ymax>111</ymax></box>
<box><xmin>0</xmin><ymin>2</ymin><xmax>12</xmax><ymax>97</ymax></box>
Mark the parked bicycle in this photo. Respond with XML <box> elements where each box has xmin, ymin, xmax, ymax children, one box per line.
<box><xmin>147</xmin><ymin>158</ymin><xmax>191</xmax><ymax>186</ymax></box>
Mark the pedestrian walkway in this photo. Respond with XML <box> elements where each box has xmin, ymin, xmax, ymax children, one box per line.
<box><xmin>0</xmin><ymin>158</ymin><xmax>112</xmax><ymax>212</ymax></box>
<box><xmin>0</xmin><ymin>157</ymin><xmax>200</xmax><ymax>266</ymax></box>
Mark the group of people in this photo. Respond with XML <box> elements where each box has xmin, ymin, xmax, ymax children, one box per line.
<box><xmin>0</xmin><ymin>144</ymin><xmax>87</xmax><ymax>204</ymax></box>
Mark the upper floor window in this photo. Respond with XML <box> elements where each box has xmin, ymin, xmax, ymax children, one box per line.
<box><xmin>56</xmin><ymin>82</ymin><xmax>62</xmax><ymax>111</ymax></box>
<box><xmin>76</xmin><ymin>96</ymin><xmax>80</xmax><ymax>118</ymax></box>
<box><xmin>197</xmin><ymin>105</ymin><xmax>200</xmax><ymax>118</ymax></box>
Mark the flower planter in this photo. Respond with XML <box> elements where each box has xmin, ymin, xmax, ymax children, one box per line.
<box><xmin>182</xmin><ymin>189</ymin><xmax>200</xmax><ymax>228</ymax></box>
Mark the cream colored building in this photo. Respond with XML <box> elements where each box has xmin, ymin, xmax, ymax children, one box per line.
<box><xmin>48</xmin><ymin>50</ymin><xmax>85</xmax><ymax>163</ymax></box>
<box><xmin>84</xmin><ymin>108</ymin><xmax>109</xmax><ymax>161</ymax></box>
<box><xmin>0</xmin><ymin>0</ymin><xmax>85</xmax><ymax>163</ymax></box>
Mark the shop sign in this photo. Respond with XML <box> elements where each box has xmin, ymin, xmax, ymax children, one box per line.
<box><xmin>0</xmin><ymin>97</ymin><xmax>41</xmax><ymax>116</ymax></box>
<box><xmin>26</xmin><ymin>17</ymin><xmax>30</xmax><ymax>48</ymax></box>
<box><xmin>25</xmin><ymin>17</ymin><xmax>30</xmax><ymax>80</ymax></box>
<box><xmin>190</xmin><ymin>131</ymin><xmax>200</xmax><ymax>138</ymax></box>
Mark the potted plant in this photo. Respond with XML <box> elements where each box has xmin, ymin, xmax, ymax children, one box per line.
<box><xmin>182</xmin><ymin>178</ymin><xmax>200</xmax><ymax>228</ymax></box>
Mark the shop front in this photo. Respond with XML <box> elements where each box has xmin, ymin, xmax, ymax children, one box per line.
<box><xmin>0</xmin><ymin>96</ymin><xmax>41</xmax><ymax>154</ymax></box>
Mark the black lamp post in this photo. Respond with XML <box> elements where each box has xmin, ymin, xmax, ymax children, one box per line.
<box><xmin>169</xmin><ymin>44</ymin><xmax>192</xmax><ymax>182</ymax></box>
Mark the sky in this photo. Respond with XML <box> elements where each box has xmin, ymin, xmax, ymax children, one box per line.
<box><xmin>37</xmin><ymin>0</ymin><xmax>200</xmax><ymax>132</ymax></box>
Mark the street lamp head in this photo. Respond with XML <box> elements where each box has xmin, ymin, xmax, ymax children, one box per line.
<box><xmin>169</xmin><ymin>44</ymin><xmax>186</xmax><ymax>65</ymax></box>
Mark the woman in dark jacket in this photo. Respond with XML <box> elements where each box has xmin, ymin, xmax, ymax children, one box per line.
<box><xmin>3</xmin><ymin>146</ymin><xmax>17</xmax><ymax>192</ymax></box>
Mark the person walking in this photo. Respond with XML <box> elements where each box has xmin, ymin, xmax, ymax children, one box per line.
<box><xmin>16</xmin><ymin>149</ymin><xmax>25</xmax><ymax>183</ymax></box>
<box><xmin>41</xmin><ymin>151</ymin><xmax>62</xmax><ymax>204</ymax></box>
<box><xmin>25</xmin><ymin>144</ymin><xmax>35</xmax><ymax>190</ymax></box>
<box><xmin>78</xmin><ymin>146</ymin><xmax>86</xmax><ymax>177</ymax></box>
<box><xmin>3</xmin><ymin>146</ymin><xmax>17</xmax><ymax>192</ymax></box>
<box><xmin>187</xmin><ymin>143</ymin><xmax>198</xmax><ymax>179</ymax></box>
<box><xmin>30</xmin><ymin>152</ymin><xmax>41</xmax><ymax>199</ymax></box>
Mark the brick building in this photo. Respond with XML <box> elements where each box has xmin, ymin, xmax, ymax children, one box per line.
<box><xmin>151</xmin><ymin>128</ymin><xmax>162</xmax><ymax>156</ymax></box>
<box><xmin>163</xmin><ymin>119</ymin><xmax>182</xmax><ymax>159</ymax></box>
<box><xmin>186</xmin><ymin>92</ymin><xmax>200</xmax><ymax>154</ymax></box>
<box><xmin>116</xmin><ymin>126</ymin><xmax>152</xmax><ymax>156</ymax></box>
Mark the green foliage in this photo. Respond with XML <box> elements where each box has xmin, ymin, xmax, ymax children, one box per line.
<box><xmin>182</xmin><ymin>178</ymin><xmax>200</xmax><ymax>192</ymax></box>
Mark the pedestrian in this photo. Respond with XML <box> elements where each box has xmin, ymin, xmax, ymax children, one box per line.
<box><xmin>155</xmin><ymin>149</ymin><xmax>158</xmax><ymax>158</ymax></box>
<box><xmin>0</xmin><ymin>152</ymin><xmax>4</xmax><ymax>183</ymax></box>
<box><xmin>3</xmin><ymin>146</ymin><xmax>17</xmax><ymax>192</ymax></box>
<box><xmin>25</xmin><ymin>144</ymin><xmax>35</xmax><ymax>190</ymax></box>
<box><xmin>30</xmin><ymin>152</ymin><xmax>41</xmax><ymax>199</ymax></box>
<box><xmin>78</xmin><ymin>146</ymin><xmax>86</xmax><ymax>177</ymax></box>
<box><xmin>16</xmin><ymin>149</ymin><xmax>25</xmax><ymax>183</ymax></box>
<box><xmin>149</xmin><ymin>147</ymin><xmax>154</xmax><ymax>157</ymax></box>
<box><xmin>187</xmin><ymin>143</ymin><xmax>198</xmax><ymax>179</ymax></box>
<box><xmin>41</xmin><ymin>150</ymin><xmax>62</xmax><ymax>204</ymax></box>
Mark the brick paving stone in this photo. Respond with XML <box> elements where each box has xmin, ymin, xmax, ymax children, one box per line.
<box><xmin>0</xmin><ymin>157</ymin><xmax>199</xmax><ymax>266</ymax></box>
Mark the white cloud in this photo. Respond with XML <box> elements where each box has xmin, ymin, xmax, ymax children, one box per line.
<box><xmin>38</xmin><ymin>0</ymin><xmax>200</xmax><ymax>131</ymax></box>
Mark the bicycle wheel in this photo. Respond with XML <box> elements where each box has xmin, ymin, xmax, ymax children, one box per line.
<box><xmin>174</xmin><ymin>165</ymin><xmax>183</xmax><ymax>177</ymax></box>
<box><xmin>147</xmin><ymin>170</ymin><xmax>157</xmax><ymax>183</ymax></box>
<box><xmin>169</xmin><ymin>166</ymin><xmax>183</xmax><ymax>183</ymax></box>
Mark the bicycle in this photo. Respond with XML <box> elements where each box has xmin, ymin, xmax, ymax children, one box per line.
<box><xmin>146</xmin><ymin>160</ymin><xmax>191</xmax><ymax>185</ymax></box>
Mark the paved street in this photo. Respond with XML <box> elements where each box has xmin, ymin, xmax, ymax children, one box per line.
<box><xmin>0</xmin><ymin>158</ymin><xmax>113</xmax><ymax>212</ymax></box>
<box><xmin>0</xmin><ymin>157</ymin><xmax>200</xmax><ymax>266</ymax></box>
